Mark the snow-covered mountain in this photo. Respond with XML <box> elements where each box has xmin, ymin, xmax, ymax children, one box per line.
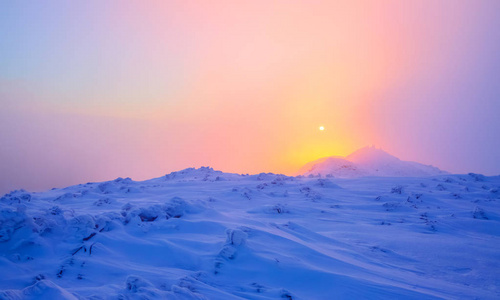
<box><xmin>299</xmin><ymin>146</ymin><xmax>447</xmax><ymax>178</ymax></box>
<box><xmin>1</xmin><ymin>167</ymin><xmax>499</xmax><ymax>299</ymax></box>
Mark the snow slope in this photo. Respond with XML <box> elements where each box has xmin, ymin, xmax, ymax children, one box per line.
<box><xmin>1</xmin><ymin>167</ymin><xmax>499</xmax><ymax>299</ymax></box>
<box><xmin>299</xmin><ymin>146</ymin><xmax>448</xmax><ymax>178</ymax></box>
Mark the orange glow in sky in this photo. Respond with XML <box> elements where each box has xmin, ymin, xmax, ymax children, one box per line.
<box><xmin>2</xmin><ymin>0</ymin><xmax>500</xmax><ymax>192</ymax></box>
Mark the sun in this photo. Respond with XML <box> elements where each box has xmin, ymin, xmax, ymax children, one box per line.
<box><xmin>319</xmin><ymin>126</ymin><xmax>325</xmax><ymax>131</ymax></box>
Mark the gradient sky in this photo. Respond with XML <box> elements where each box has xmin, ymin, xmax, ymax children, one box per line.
<box><xmin>1</xmin><ymin>0</ymin><xmax>500</xmax><ymax>193</ymax></box>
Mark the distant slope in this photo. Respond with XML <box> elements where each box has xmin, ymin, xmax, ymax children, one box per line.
<box><xmin>297</xmin><ymin>156</ymin><xmax>372</xmax><ymax>178</ymax></box>
<box><xmin>300</xmin><ymin>146</ymin><xmax>447</xmax><ymax>178</ymax></box>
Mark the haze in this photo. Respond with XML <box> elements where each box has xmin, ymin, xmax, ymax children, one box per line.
<box><xmin>1</xmin><ymin>0</ymin><xmax>500</xmax><ymax>193</ymax></box>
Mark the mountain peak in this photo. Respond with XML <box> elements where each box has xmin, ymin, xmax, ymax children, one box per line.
<box><xmin>346</xmin><ymin>146</ymin><xmax>400</xmax><ymax>166</ymax></box>
<box><xmin>300</xmin><ymin>146</ymin><xmax>447</xmax><ymax>178</ymax></box>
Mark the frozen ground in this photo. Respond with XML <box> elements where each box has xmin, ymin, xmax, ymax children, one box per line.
<box><xmin>0</xmin><ymin>168</ymin><xmax>499</xmax><ymax>299</ymax></box>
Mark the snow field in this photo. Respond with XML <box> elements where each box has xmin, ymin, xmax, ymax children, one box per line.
<box><xmin>0</xmin><ymin>167</ymin><xmax>499</xmax><ymax>299</ymax></box>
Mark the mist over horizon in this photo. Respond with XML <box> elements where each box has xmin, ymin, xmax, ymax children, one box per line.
<box><xmin>0</xmin><ymin>142</ymin><xmax>494</xmax><ymax>195</ymax></box>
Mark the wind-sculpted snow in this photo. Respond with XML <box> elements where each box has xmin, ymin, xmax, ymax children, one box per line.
<box><xmin>0</xmin><ymin>169</ymin><xmax>499</xmax><ymax>299</ymax></box>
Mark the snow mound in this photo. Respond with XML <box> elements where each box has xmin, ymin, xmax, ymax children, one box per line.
<box><xmin>164</xmin><ymin>166</ymin><xmax>234</xmax><ymax>182</ymax></box>
<box><xmin>300</xmin><ymin>146</ymin><xmax>448</xmax><ymax>178</ymax></box>
<box><xmin>0</xmin><ymin>280</ymin><xmax>78</xmax><ymax>300</ymax></box>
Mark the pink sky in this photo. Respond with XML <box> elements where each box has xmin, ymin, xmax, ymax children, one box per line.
<box><xmin>1</xmin><ymin>1</ymin><xmax>500</xmax><ymax>193</ymax></box>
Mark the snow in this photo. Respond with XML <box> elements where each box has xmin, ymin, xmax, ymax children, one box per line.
<box><xmin>1</xmin><ymin>167</ymin><xmax>499</xmax><ymax>299</ymax></box>
<box><xmin>299</xmin><ymin>146</ymin><xmax>448</xmax><ymax>178</ymax></box>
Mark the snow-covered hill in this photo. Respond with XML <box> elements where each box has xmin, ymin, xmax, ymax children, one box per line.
<box><xmin>1</xmin><ymin>167</ymin><xmax>499</xmax><ymax>299</ymax></box>
<box><xmin>299</xmin><ymin>146</ymin><xmax>448</xmax><ymax>178</ymax></box>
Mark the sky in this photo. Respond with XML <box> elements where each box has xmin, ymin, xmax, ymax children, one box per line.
<box><xmin>1</xmin><ymin>0</ymin><xmax>500</xmax><ymax>193</ymax></box>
